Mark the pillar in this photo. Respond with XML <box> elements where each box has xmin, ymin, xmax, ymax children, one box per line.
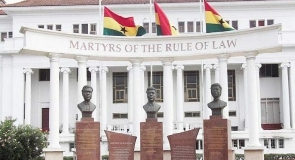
<box><xmin>89</xmin><ymin>67</ymin><xmax>99</xmax><ymax>121</ymax></box>
<box><xmin>204</xmin><ymin>64</ymin><xmax>212</xmax><ymax>119</ymax></box>
<box><xmin>60</xmin><ymin>67</ymin><xmax>70</xmax><ymax>134</ymax></box>
<box><xmin>140</xmin><ymin>65</ymin><xmax>146</xmax><ymax>122</ymax></box>
<box><xmin>244</xmin><ymin>53</ymin><xmax>264</xmax><ymax>160</ymax></box>
<box><xmin>76</xmin><ymin>56</ymin><xmax>88</xmax><ymax>120</ymax></box>
<box><xmin>255</xmin><ymin>63</ymin><xmax>262</xmax><ymax>130</ymax></box>
<box><xmin>213</xmin><ymin>64</ymin><xmax>219</xmax><ymax>83</ymax></box>
<box><xmin>23</xmin><ymin>68</ymin><xmax>33</xmax><ymax>125</ymax></box>
<box><xmin>100</xmin><ymin>66</ymin><xmax>108</xmax><ymax>134</ymax></box>
<box><xmin>127</xmin><ymin>66</ymin><xmax>133</xmax><ymax>133</ymax></box>
<box><xmin>48</xmin><ymin>53</ymin><xmax>61</xmax><ymax>148</ymax></box>
<box><xmin>175</xmin><ymin>65</ymin><xmax>184</xmax><ymax>129</ymax></box>
<box><xmin>218</xmin><ymin>55</ymin><xmax>229</xmax><ymax>118</ymax></box>
<box><xmin>162</xmin><ymin>58</ymin><xmax>174</xmax><ymax>148</ymax></box>
<box><xmin>242</xmin><ymin>64</ymin><xmax>249</xmax><ymax>131</ymax></box>
<box><xmin>280</xmin><ymin>62</ymin><xmax>291</xmax><ymax>129</ymax></box>
<box><xmin>290</xmin><ymin>61</ymin><xmax>295</xmax><ymax>129</ymax></box>
<box><xmin>130</xmin><ymin>59</ymin><xmax>142</xmax><ymax>149</ymax></box>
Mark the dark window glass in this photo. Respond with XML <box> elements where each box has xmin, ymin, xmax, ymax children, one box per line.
<box><xmin>39</xmin><ymin>69</ymin><xmax>50</xmax><ymax>81</ymax></box>
<box><xmin>82</xmin><ymin>24</ymin><xmax>88</xmax><ymax>34</ymax></box>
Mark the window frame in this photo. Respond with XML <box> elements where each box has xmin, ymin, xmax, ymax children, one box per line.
<box><xmin>184</xmin><ymin>71</ymin><xmax>200</xmax><ymax>102</ymax></box>
<box><xmin>113</xmin><ymin>72</ymin><xmax>128</xmax><ymax>103</ymax></box>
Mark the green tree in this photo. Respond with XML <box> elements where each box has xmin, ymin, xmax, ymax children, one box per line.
<box><xmin>0</xmin><ymin>117</ymin><xmax>48</xmax><ymax>160</ymax></box>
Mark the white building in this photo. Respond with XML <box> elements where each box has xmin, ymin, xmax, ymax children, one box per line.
<box><xmin>0</xmin><ymin>0</ymin><xmax>295</xmax><ymax>158</ymax></box>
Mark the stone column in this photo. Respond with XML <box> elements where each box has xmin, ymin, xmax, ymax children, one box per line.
<box><xmin>23</xmin><ymin>68</ymin><xmax>33</xmax><ymax>125</ymax></box>
<box><xmin>100</xmin><ymin>66</ymin><xmax>108</xmax><ymax>134</ymax></box>
<box><xmin>244</xmin><ymin>53</ymin><xmax>264</xmax><ymax>160</ymax></box>
<box><xmin>218</xmin><ymin>55</ymin><xmax>229</xmax><ymax>118</ymax></box>
<box><xmin>130</xmin><ymin>59</ymin><xmax>142</xmax><ymax>149</ymax></box>
<box><xmin>162</xmin><ymin>58</ymin><xmax>174</xmax><ymax>148</ymax></box>
<box><xmin>60</xmin><ymin>67</ymin><xmax>71</xmax><ymax>135</ymax></box>
<box><xmin>175</xmin><ymin>65</ymin><xmax>184</xmax><ymax>130</ymax></box>
<box><xmin>290</xmin><ymin>61</ymin><xmax>295</xmax><ymax>129</ymax></box>
<box><xmin>213</xmin><ymin>64</ymin><xmax>219</xmax><ymax>83</ymax></box>
<box><xmin>76</xmin><ymin>56</ymin><xmax>88</xmax><ymax>120</ymax></box>
<box><xmin>127</xmin><ymin>66</ymin><xmax>133</xmax><ymax>133</ymax></box>
<box><xmin>204</xmin><ymin>64</ymin><xmax>212</xmax><ymax>119</ymax></box>
<box><xmin>140</xmin><ymin>65</ymin><xmax>146</xmax><ymax>122</ymax></box>
<box><xmin>43</xmin><ymin>54</ymin><xmax>64</xmax><ymax>159</ymax></box>
<box><xmin>280</xmin><ymin>62</ymin><xmax>291</xmax><ymax>129</ymax></box>
<box><xmin>242</xmin><ymin>64</ymin><xmax>249</xmax><ymax>131</ymax></box>
<box><xmin>255</xmin><ymin>64</ymin><xmax>262</xmax><ymax>130</ymax></box>
<box><xmin>89</xmin><ymin>67</ymin><xmax>99</xmax><ymax>121</ymax></box>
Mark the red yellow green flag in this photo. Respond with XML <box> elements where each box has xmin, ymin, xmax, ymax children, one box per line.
<box><xmin>204</xmin><ymin>0</ymin><xmax>235</xmax><ymax>33</ymax></box>
<box><xmin>103</xmin><ymin>7</ymin><xmax>146</xmax><ymax>36</ymax></box>
<box><xmin>154</xmin><ymin>2</ymin><xmax>178</xmax><ymax>36</ymax></box>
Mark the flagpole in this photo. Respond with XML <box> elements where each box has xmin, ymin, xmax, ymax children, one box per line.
<box><xmin>99</xmin><ymin>0</ymin><xmax>102</xmax><ymax>35</ymax></box>
<box><xmin>149</xmin><ymin>0</ymin><xmax>153</xmax><ymax>35</ymax></box>
<box><xmin>199</xmin><ymin>0</ymin><xmax>203</xmax><ymax>33</ymax></box>
<box><xmin>150</xmin><ymin>63</ymin><xmax>153</xmax><ymax>86</ymax></box>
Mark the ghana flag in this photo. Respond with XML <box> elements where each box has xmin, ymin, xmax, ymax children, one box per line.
<box><xmin>204</xmin><ymin>0</ymin><xmax>235</xmax><ymax>33</ymax></box>
<box><xmin>103</xmin><ymin>7</ymin><xmax>146</xmax><ymax>36</ymax></box>
<box><xmin>154</xmin><ymin>2</ymin><xmax>178</xmax><ymax>36</ymax></box>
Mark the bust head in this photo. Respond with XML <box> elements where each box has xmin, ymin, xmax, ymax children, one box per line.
<box><xmin>146</xmin><ymin>86</ymin><xmax>156</xmax><ymax>103</ymax></box>
<box><xmin>210</xmin><ymin>83</ymin><xmax>222</xmax><ymax>100</ymax></box>
<box><xmin>82</xmin><ymin>85</ymin><xmax>93</xmax><ymax>102</ymax></box>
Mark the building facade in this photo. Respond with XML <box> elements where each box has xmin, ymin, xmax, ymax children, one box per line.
<box><xmin>1</xmin><ymin>0</ymin><xmax>295</xmax><ymax>157</ymax></box>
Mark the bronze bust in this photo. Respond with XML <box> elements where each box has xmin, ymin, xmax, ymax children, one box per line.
<box><xmin>143</xmin><ymin>87</ymin><xmax>161</xmax><ymax>118</ymax></box>
<box><xmin>77</xmin><ymin>85</ymin><xmax>96</xmax><ymax>118</ymax></box>
<box><xmin>207</xmin><ymin>83</ymin><xmax>227</xmax><ymax>116</ymax></box>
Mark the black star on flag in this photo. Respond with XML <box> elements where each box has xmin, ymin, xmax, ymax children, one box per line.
<box><xmin>120</xmin><ymin>26</ymin><xmax>127</xmax><ymax>34</ymax></box>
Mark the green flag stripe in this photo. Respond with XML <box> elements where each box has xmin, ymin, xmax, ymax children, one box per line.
<box><xmin>156</xmin><ymin>25</ymin><xmax>164</xmax><ymax>36</ymax></box>
<box><xmin>206</xmin><ymin>24</ymin><xmax>235</xmax><ymax>33</ymax></box>
<box><xmin>103</xmin><ymin>28</ymin><xmax>126</xmax><ymax>36</ymax></box>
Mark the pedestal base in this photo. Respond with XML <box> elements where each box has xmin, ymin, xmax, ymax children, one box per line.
<box><xmin>43</xmin><ymin>148</ymin><xmax>64</xmax><ymax>160</ymax></box>
<box><xmin>244</xmin><ymin>146</ymin><xmax>264</xmax><ymax>160</ymax></box>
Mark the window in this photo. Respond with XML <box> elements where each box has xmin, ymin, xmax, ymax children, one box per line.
<box><xmin>38</xmin><ymin>25</ymin><xmax>44</xmax><ymax>29</ymax></box>
<box><xmin>196</xmin><ymin>139</ymin><xmax>203</xmax><ymax>150</ymax></box>
<box><xmin>178</xmin><ymin>22</ymin><xmax>185</xmax><ymax>33</ymax></box>
<box><xmin>261</xmin><ymin>98</ymin><xmax>280</xmax><ymax>124</ymax></box>
<box><xmin>143</xmin><ymin>22</ymin><xmax>156</xmax><ymax>33</ymax></box>
<box><xmin>228</xmin><ymin>70</ymin><xmax>236</xmax><ymax>101</ymax></box>
<box><xmin>278</xmin><ymin>139</ymin><xmax>284</xmax><ymax>148</ymax></box>
<box><xmin>157</xmin><ymin>112</ymin><xmax>164</xmax><ymax>118</ymax></box>
<box><xmin>1</xmin><ymin>32</ymin><xmax>7</xmax><ymax>42</ymax></box>
<box><xmin>260</xmin><ymin>64</ymin><xmax>279</xmax><ymax>77</ymax></box>
<box><xmin>249</xmin><ymin>20</ymin><xmax>256</xmax><ymax>28</ymax></box>
<box><xmin>229</xmin><ymin>111</ymin><xmax>236</xmax><ymax>117</ymax></box>
<box><xmin>8</xmin><ymin>32</ymin><xmax>12</xmax><ymax>38</ymax></box>
<box><xmin>112</xmin><ymin>113</ymin><xmax>128</xmax><ymax>119</ymax></box>
<box><xmin>250</xmin><ymin>19</ymin><xmax>274</xmax><ymax>28</ymax></box>
<box><xmin>184</xmin><ymin>112</ymin><xmax>200</xmax><ymax>117</ymax></box>
<box><xmin>47</xmin><ymin>25</ymin><xmax>53</xmax><ymax>30</ymax></box>
<box><xmin>148</xmin><ymin>71</ymin><xmax>163</xmax><ymax>102</ymax></box>
<box><xmin>232</xmin><ymin>139</ymin><xmax>245</xmax><ymax>149</ymax></box>
<box><xmin>231</xmin><ymin>126</ymin><xmax>238</xmax><ymax>131</ymax></box>
<box><xmin>264</xmin><ymin>139</ymin><xmax>284</xmax><ymax>149</ymax></box>
<box><xmin>231</xmin><ymin>20</ymin><xmax>238</xmax><ymax>30</ymax></box>
<box><xmin>187</xmin><ymin>21</ymin><xmax>194</xmax><ymax>32</ymax></box>
<box><xmin>113</xmin><ymin>72</ymin><xmax>128</xmax><ymax>103</ymax></box>
<box><xmin>184</xmin><ymin>71</ymin><xmax>200</xmax><ymax>102</ymax></box>
<box><xmin>82</xmin><ymin>24</ymin><xmax>88</xmax><ymax>34</ymax></box>
<box><xmin>39</xmin><ymin>69</ymin><xmax>50</xmax><ymax>81</ymax></box>
<box><xmin>69</xmin><ymin>143</ymin><xmax>75</xmax><ymax>152</ymax></box>
<box><xmin>56</xmin><ymin>25</ymin><xmax>62</xmax><ymax>31</ymax></box>
<box><xmin>90</xmin><ymin>23</ymin><xmax>97</xmax><ymax>35</ymax></box>
<box><xmin>87</xmin><ymin>68</ymin><xmax>91</xmax><ymax>81</ymax></box>
<box><xmin>73</xmin><ymin>24</ymin><xmax>79</xmax><ymax>33</ymax></box>
<box><xmin>267</xmin><ymin>19</ymin><xmax>274</xmax><ymax>25</ymax></box>
<box><xmin>196</xmin><ymin>21</ymin><xmax>201</xmax><ymax>32</ymax></box>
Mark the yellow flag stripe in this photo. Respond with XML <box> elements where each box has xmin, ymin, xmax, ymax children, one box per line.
<box><xmin>104</xmin><ymin>17</ymin><xmax>138</xmax><ymax>36</ymax></box>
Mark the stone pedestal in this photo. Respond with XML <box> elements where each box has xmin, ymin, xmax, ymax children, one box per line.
<box><xmin>105</xmin><ymin>130</ymin><xmax>137</xmax><ymax>160</ymax></box>
<box><xmin>75</xmin><ymin>118</ymin><xmax>100</xmax><ymax>160</ymax></box>
<box><xmin>140</xmin><ymin>120</ymin><xmax>163</xmax><ymax>160</ymax></box>
<box><xmin>168</xmin><ymin>128</ymin><xmax>200</xmax><ymax>160</ymax></box>
<box><xmin>43</xmin><ymin>148</ymin><xmax>64</xmax><ymax>160</ymax></box>
<box><xmin>244</xmin><ymin>146</ymin><xmax>264</xmax><ymax>160</ymax></box>
<box><xmin>203</xmin><ymin>116</ymin><xmax>232</xmax><ymax>160</ymax></box>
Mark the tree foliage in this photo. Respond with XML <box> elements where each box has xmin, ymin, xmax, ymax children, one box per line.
<box><xmin>0</xmin><ymin>117</ymin><xmax>48</xmax><ymax>160</ymax></box>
